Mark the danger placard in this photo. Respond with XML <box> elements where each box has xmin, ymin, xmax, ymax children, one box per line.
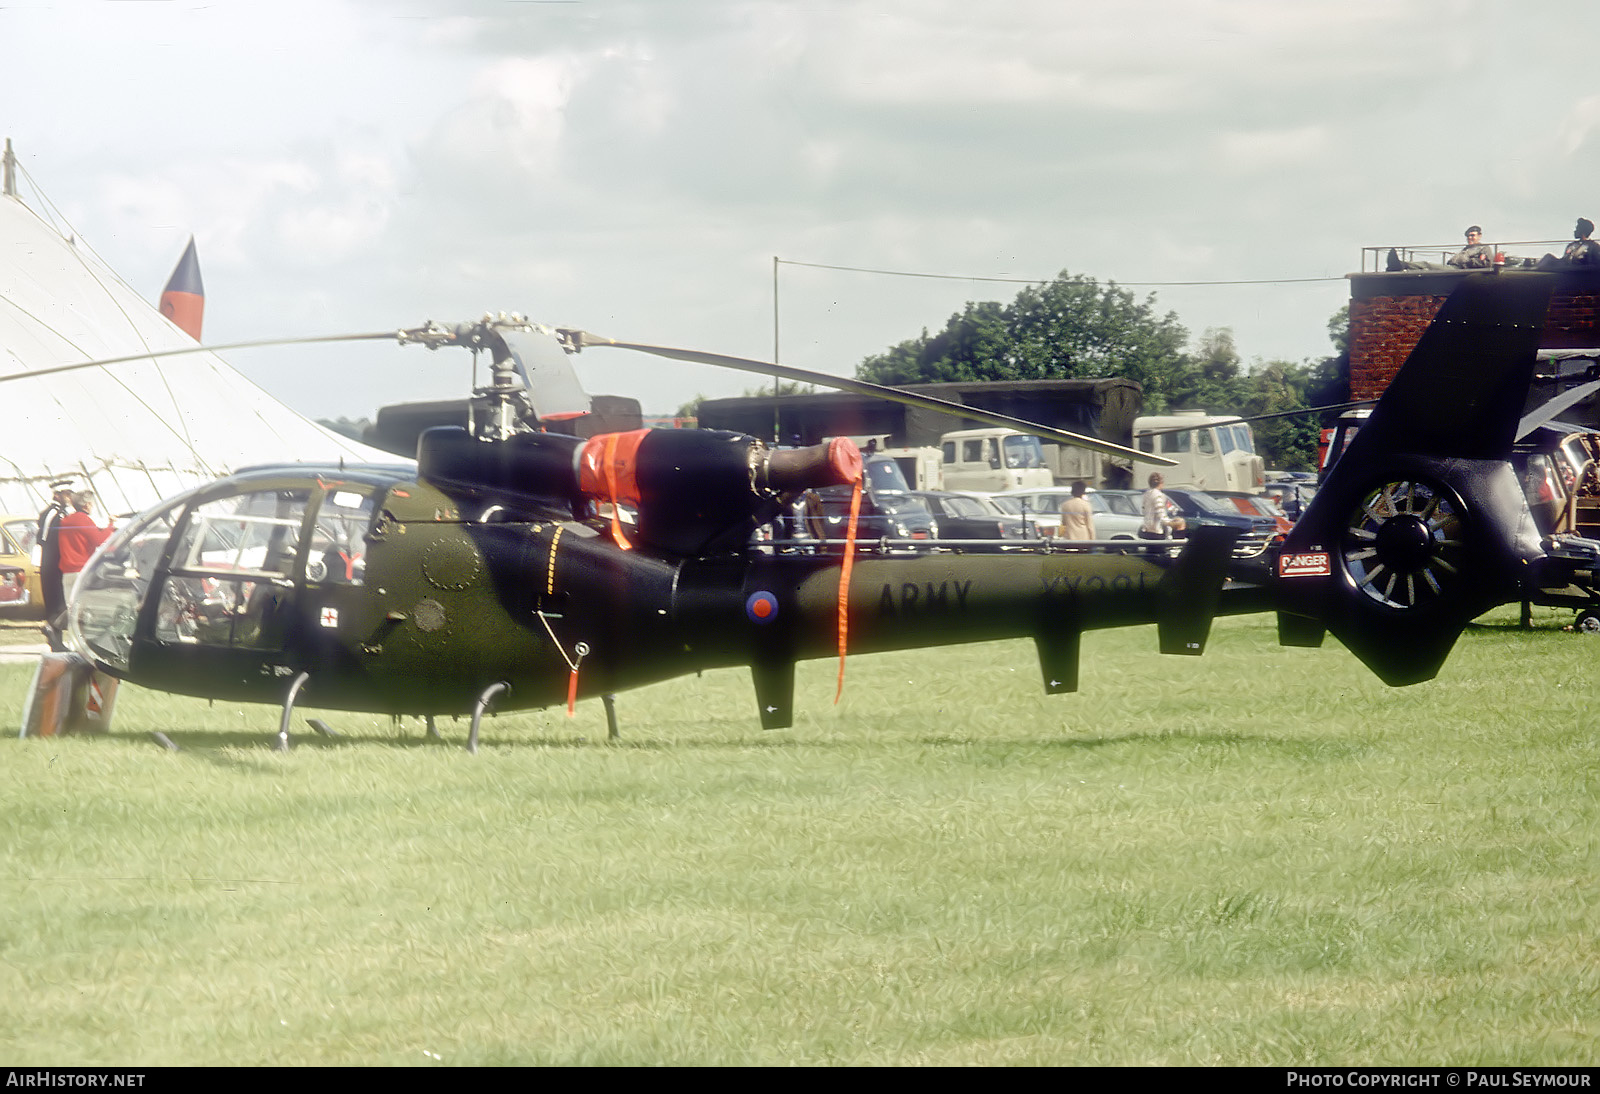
<box><xmin>1279</xmin><ymin>552</ymin><xmax>1332</xmax><ymax>578</ymax></box>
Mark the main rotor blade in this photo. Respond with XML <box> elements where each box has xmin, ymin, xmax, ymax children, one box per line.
<box><xmin>564</xmin><ymin>331</ymin><xmax>1173</xmax><ymax>465</ymax></box>
<box><xmin>0</xmin><ymin>331</ymin><xmax>400</xmax><ymax>384</ymax></box>
<box><xmin>1517</xmin><ymin>378</ymin><xmax>1600</xmax><ymax>439</ymax></box>
<box><xmin>1137</xmin><ymin>399</ymin><xmax>1378</xmax><ymax>438</ymax></box>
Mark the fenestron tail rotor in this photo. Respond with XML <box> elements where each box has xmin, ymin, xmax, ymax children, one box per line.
<box><xmin>1341</xmin><ymin>478</ymin><xmax>1467</xmax><ymax>610</ymax></box>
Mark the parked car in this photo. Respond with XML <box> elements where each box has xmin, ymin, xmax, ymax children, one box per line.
<box><xmin>1162</xmin><ymin>488</ymin><xmax>1279</xmax><ymax>557</ymax></box>
<box><xmin>1262</xmin><ymin>479</ymin><xmax>1317</xmax><ymax>521</ymax></box>
<box><xmin>779</xmin><ymin>454</ymin><xmax>937</xmax><ymax>552</ymax></box>
<box><xmin>1099</xmin><ymin>488</ymin><xmax>1278</xmax><ymax>558</ymax></box>
<box><xmin>908</xmin><ymin>490</ymin><xmax>1029</xmax><ymax>549</ymax></box>
<box><xmin>0</xmin><ymin>513</ymin><xmax>42</xmax><ymax>618</ymax></box>
<box><xmin>991</xmin><ymin>488</ymin><xmax>1143</xmax><ymax>540</ymax></box>
<box><xmin>1209</xmin><ymin>490</ymin><xmax>1294</xmax><ymax>538</ymax></box>
<box><xmin>986</xmin><ymin>492</ymin><xmax>1058</xmax><ymax>537</ymax></box>
<box><xmin>795</xmin><ymin>487</ymin><xmax>938</xmax><ymax>552</ymax></box>
<box><xmin>755</xmin><ymin>451</ymin><xmax>937</xmax><ymax>553</ymax></box>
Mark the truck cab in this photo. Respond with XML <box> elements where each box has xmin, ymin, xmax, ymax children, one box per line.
<box><xmin>1133</xmin><ymin>411</ymin><xmax>1265</xmax><ymax>493</ymax></box>
<box><xmin>939</xmin><ymin>428</ymin><xmax>1054</xmax><ymax>493</ymax></box>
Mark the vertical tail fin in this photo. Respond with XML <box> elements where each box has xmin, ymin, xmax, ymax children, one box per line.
<box><xmin>1276</xmin><ymin>272</ymin><xmax>1554</xmax><ymax>685</ymax></box>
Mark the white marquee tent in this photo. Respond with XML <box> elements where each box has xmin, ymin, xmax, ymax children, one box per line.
<box><xmin>0</xmin><ymin>189</ymin><xmax>393</xmax><ymax>519</ymax></box>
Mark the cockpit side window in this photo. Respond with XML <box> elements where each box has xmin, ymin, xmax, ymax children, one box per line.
<box><xmin>171</xmin><ymin>490</ymin><xmax>309</xmax><ymax>579</ymax></box>
<box><xmin>307</xmin><ymin>488</ymin><xmax>376</xmax><ymax>585</ymax></box>
<box><xmin>156</xmin><ymin>488</ymin><xmax>313</xmax><ymax>649</ymax></box>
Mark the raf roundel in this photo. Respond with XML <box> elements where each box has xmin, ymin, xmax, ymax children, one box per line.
<box><xmin>745</xmin><ymin>591</ymin><xmax>779</xmax><ymax>625</ymax></box>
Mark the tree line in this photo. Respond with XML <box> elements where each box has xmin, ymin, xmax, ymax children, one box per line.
<box><xmin>855</xmin><ymin>271</ymin><xmax>1349</xmax><ymax>472</ymax></box>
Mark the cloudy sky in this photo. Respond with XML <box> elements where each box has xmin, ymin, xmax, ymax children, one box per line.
<box><xmin>2</xmin><ymin>0</ymin><xmax>1596</xmax><ymax>420</ymax></box>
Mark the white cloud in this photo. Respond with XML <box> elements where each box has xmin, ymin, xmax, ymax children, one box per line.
<box><xmin>1556</xmin><ymin>96</ymin><xmax>1600</xmax><ymax>158</ymax></box>
<box><xmin>1215</xmin><ymin>126</ymin><xmax>1332</xmax><ymax>174</ymax></box>
<box><xmin>3</xmin><ymin>0</ymin><xmax>1595</xmax><ymax>418</ymax></box>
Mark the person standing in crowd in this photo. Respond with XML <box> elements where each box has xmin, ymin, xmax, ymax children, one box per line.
<box><xmin>1059</xmin><ymin>480</ymin><xmax>1097</xmax><ymax>542</ymax></box>
<box><xmin>1140</xmin><ymin>472</ymin><xmax>1173</xmax><ymax>540</ymax></box>
<box><xmin>56</xmin><ymin>490</ymin><xmax>112</xmax><ymax>614</ymax></box>
<box><xmin>34</xmin><ymin>477</ymin><xmax>73</xmax><ymax>651</ymax></box>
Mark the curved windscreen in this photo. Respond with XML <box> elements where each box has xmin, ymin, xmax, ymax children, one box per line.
<box><xmin>68</xmin><ymin>484</ymin><xmax>207</xmax><ymax>671</ymax></box>
<box><xmin>69</xmin><ymin>475</ymin><xmax>385</xmax><ymax>671</ymax></box>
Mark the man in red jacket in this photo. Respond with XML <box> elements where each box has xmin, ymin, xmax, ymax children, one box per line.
<box><xmin>57</xmin><ymin>491</ymin><xmax>112</xmax><ymax>608</ymax></box>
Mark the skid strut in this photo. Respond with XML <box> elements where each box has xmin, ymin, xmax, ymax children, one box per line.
<box><xmin>468</xmin><ymin>682</ymin><xmax>511</xmax><ymax>754</ymax></box>
<box><xmin>276</xmin><ymin>672</ymin><xmax>311</xmax><ymax>752</ymax></box>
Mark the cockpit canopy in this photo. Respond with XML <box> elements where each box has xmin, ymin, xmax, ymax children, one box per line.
<box><xmin>70</xmin><ymin>466</ymin><xmax>405</xmax><ymax>672</ymax></box>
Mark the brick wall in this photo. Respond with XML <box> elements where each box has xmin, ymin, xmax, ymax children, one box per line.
<box><xmin>1349</xmin><ymin>293</ymin><xmax>1446</xmax><ymax>401</ymax></box>
<box><xmin>1349</xmin><ymin>273</ymin><xmax>1600</xmax><ymax>399</ymax></box>
<box><xmin>1545</xmin><ymin>289</ymin><xmax>1600</xmax><ymax>348</ymax></box>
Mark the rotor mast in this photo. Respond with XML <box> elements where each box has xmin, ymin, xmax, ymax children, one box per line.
<box><xmin>397</xmin><ymin>313</ymin><xmax>544</xmax><ymax>442</ymax></box>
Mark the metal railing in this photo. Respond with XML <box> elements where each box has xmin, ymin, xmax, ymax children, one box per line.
<box><xmin>1360</xmin><ymin>239</ymin><xmax>1571</xmax><ymax>273</ymax></box>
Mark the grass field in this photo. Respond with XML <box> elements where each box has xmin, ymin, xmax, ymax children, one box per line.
<box><xmin>2</xmin><ymin>607</ymin><xmax>1596</xmax><ymax>1065</ymax></box>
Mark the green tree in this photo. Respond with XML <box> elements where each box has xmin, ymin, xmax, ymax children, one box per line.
<box><xmin>855</xmin><ymin>272</ymin><xmax>1190</xmax><ymax>398</ymax></box>
<box><xmin>852</xmin><ymin>279</ymin><xmax>1353</xmax><ymax>473</ymax></box>
<box><xmin>1167</xmin><ymin>327</ymin><xmax>1245</xmax><ymax>413</ymax></box>
<box><xmin>1238</xmin><ymin>359</ymin><xmax>1322</xmax><ymax>471</ymax></box>
<box><xmin>1308</xmin><ymin>306</ymin><xmax>1352</xmax><ymax>411</ymax></box>
<box><xmin>1326</xmin><ymin>304</ymin><xmax>1351</xmax><ymax>356</ymax></box>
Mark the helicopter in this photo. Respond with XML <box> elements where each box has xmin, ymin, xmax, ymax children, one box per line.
<box><xmin>15</xmin><ymin>270</ymin><xmax>1568</xmax><ymax>751</ymax></box>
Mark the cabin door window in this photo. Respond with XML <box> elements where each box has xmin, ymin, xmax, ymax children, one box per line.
<box><xmin>155</xmin><ymin>488</ymin><xmax>312</xmax><ymax>650</ymax></box>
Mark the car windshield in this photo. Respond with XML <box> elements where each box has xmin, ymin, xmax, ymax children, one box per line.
<box><xmin>941</xmin><ymin>496</ymin><xmax>986</xmax><ymax>518</ymax></box>
<box><xmin>1215</xmin><ymin>425</ymin><xmax>1253</xmax><ymax>454</ymax></box>
<box><xmin>864</xmin><ymin>457</ymin><xmax>911</xmax><ymax>494</ymax></box>
<box><xmin>1179</xmin><ymin>491</ymin><xmax>1233</xmax><ymax>515</ymax></box>
<box><xmin>989</xmin><ymin>496</ymin><xmax>1025</xmax><ymax>515</ymax></box>
<box><xmin>877</xmin><ymin>495</ymin><xmax>931</xmax><ymax>516</ymax></box>
<box><xmin>4</xmin><ymin>519</ymin><xmax>37</xmax><ymax>555</ymax></box>
<box><xmin>1002</xmin><ymin>435</ymin><xmax>1045</xmax><ymax>469</ymax></box>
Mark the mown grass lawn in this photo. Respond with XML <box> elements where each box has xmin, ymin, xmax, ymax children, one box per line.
<box><xmin>1</xmin><ymin>607</ymin><xmax>1595</xmax><ymax>1065</ymax></box>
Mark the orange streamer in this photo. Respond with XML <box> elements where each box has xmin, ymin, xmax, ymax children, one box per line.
<box><xmin>834</xmin><ymin>474</ymin><xmax>863</xmax><ymax>703</ymax></box>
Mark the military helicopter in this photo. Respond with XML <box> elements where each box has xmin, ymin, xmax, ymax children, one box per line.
<box><xmin>17</xmin><ymin>271</ymin><xmax>1565</xmax><ymax>750</ymax></box>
